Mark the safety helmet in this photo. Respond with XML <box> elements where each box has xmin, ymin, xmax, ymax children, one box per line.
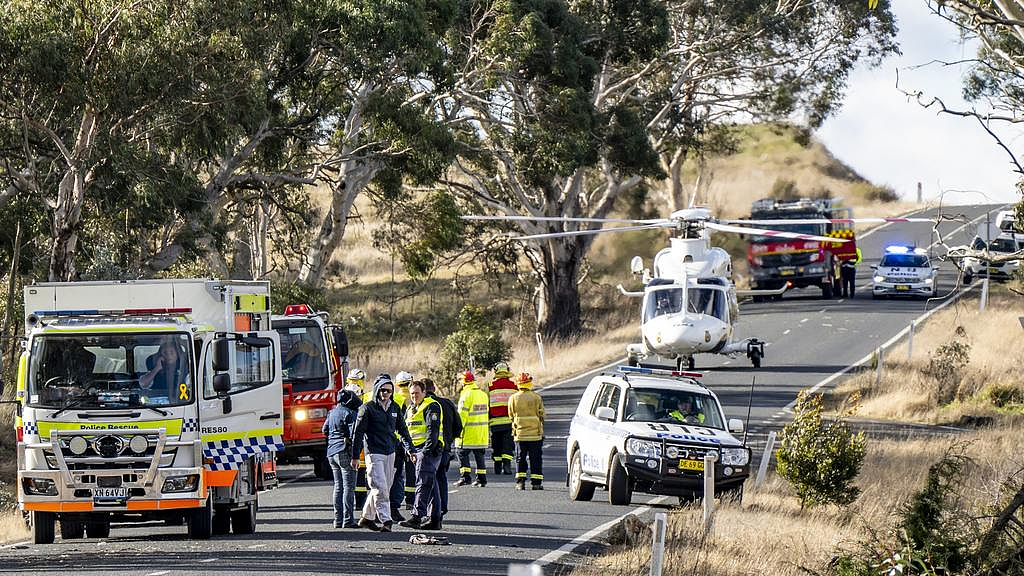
<box><xmin>516</xmin><ymin>372</ymin><xmax>533</xmax><ymax>390</ymax></box>
<box><xmin>462</xmin><ymin>370</ymin><xmax>475</xmax><ymax>383</ymax></box>
<box><xmin>343</xmin><ymin>383</ymin><xmax>363</xmax><ymax>394</ymax></box>
<box><xmin>396</xmin><ymin>371</ymin><xmax>413</xmax><ymax>387</ymax></box>
<box><xmin>347</xmin><ymin>368</ymin><xmax>366</xmax><ymax>383</ymax></box>
<box><xmin>493</xmin><ymin>362</ymin><xmax>512</xmax><ymax>377</ymax></box>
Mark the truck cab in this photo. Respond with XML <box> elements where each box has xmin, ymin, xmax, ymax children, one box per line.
<box><xmin>566</xmin><ymin>367</ymin><xmax>750</xmax><ymax>506</ymax></box>
<box><xmin>16</xmin><ymin>279</ymin><xmax>284</xmax><ymax>544</ymax></box>
<box><xmin>272</xmin><ymin>304</ymin><xmax>348</xmax><ymax>479</ymax></box>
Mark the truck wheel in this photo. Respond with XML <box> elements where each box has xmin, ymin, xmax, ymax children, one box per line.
<box><xmin>32</xmin><ymin>511</ymin><xmax>55</xmax><ymax>545</ymax></box>
<box><xmin>187</xmin><ymin>497</ymin><xmax>213</xmax><ymax>540</ymax></box>
<box><xmin>312</xmin><ymin>454</ymin><xmax>331</xmax><ymax>480</ymax></box>
<box><xmin>85</xmin><ymin>520</ymin><xmax>110</xmax><ymax>539</ymax></box>
<box><xmin>59</xmin><ymin>519</ymin><xmax>84</xmax><ymax>540</ymax></box>
<box><xmin>231</xmin><ymin>499</ymin><xmax>258</xmax><ymax>534</ymax></box>
<box><xmin>212</xmin><ymin>508</ymin><xmax>232</xmax><ymax>535</ymax></box>
<box><xmin>164</xmin><ymin>514</ymin><xmax>185</xmax><ymax>526</ymax></box>
<box><xmin>821</xmin><ymin>281</ymin><xmax>833</xmax><ymax>299</ymax></box>
<box><xmin>607</xmin><ymin>455</ymin><xmax>633</xmax><ymax>506</ymax></box>
<box><xmin>568</xmin><ymin>451</ymin><xmax>595</xmax><ymax>502</ymax></box>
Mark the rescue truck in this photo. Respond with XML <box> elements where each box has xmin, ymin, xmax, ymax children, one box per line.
<box><xmin>746</xmin><ymin>198</ymin><xmax>858</xmax><ymax>299</ymax></box>
<box><xmin>15</xmin><ymin>279</ymin><xmax>284</xmax><ymax>544</ymax></box>
<box><xmin>271</xmin><ymin>304</ymin><xmax>348</xmax><ymax>479</ymax></box>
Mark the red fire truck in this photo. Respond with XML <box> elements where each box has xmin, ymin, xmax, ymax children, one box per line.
<box><xmin>747</xmin><ymin>198</ymin><xmax>858</xmax><ymax>299</ymax></box>
<box><xmin>272</xmin><ymin>304</ymin><xmax>349</xmax><ymax>479</ymax></box>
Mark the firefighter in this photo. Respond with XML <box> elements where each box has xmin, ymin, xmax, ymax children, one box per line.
<box><xmin>454</xmin><ymin>371</ymin><xmax>489</xmax><ymax>487</ymax></box>
<box><xmin>840</xmin><ymin>247</ymin><xmax>862</xmax><ymax>298</ymax></box>
<box><xmin>389</xmin><ymin>371</ymin><xmax>416</xmax><ymax>519</ymax></box>
<box><xmin>487</xmin><ymin>362</ymin><xmax>517</xmax><ymax>475</ymax></box>
<box><xmin>399</xmin><ymin>380</ymin><xmax>444</xmax><ymax>531</ymax></box>
<box><xmin>344</xmin><ymin>369</ymin><xmax>370</xmax><ymax>508</ymax></box>
<box><xmin>508</xmin><ymin>372</ymin><xmax>545</xmax><ymax>490</ymax></box>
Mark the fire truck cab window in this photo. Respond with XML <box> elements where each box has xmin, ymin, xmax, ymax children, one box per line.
<box><xmin>274</xmin><ymin>322</ymin><xmax>329</xmax><ymax>392</ymax></box>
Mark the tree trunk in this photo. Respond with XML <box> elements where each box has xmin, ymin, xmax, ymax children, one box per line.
<box><xmin>664</xmin><ymin>147</ymin><xmax>688</xmax><ymax>212</ymax></box>
<box><xmin>537</xmin><ymin>238</ymin><xmax>583</xmax><ymax>339</ymax></box>
<box><xmin>48</xmin><ymin>111</ymin><xmax>97</xmax><ymax>281</ymax></box>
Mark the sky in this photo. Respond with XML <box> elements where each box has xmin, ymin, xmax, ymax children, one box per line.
<box><xmin>816</xmin><ymin>1</ymin><xmax>1022</xmax><ymax>206</ymax></box>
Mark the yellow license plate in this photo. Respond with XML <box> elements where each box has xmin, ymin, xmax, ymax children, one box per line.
<box><xmin>779</xmin><ymin>270</ymin><xmax>795</xmax><ymax>277</ymax></box>
<box><xmin>679</xmin><ymin>459</ymin><xmax>705</xmax><ymax>472</ymax></box>
<box><xmin>895</xmin><ymin>285</ymin><xmax>910</xmax><ymax>291</ymax></box>
<box><xmin>989</xmin><ymin>268</ymin><xmax>1000</xmax><ymax>273</ymax></box>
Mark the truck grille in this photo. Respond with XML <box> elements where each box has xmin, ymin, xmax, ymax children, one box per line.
<box><xmin>758</xmin><ymin>252</ymin><xmax>815</xmax><ymax>268</ymax></box>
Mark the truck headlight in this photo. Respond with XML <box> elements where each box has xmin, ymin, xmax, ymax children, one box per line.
<box><xmin>720</xmin><ymin>448</ymin><xmax>750</xmax><ymax>466</ymax></box>
<box><xmin>162</xmin><ymin>474</ymin><xmax>199</xmax><ymax>493</ymax></box>
<box><xmin>924</xmin><ymin>277</ymin><xmax>933</xmax><ymax>285</ymax></box>
<box><xmin>873</xmin><ymin>275</ymin><xmax>885</xmax><ymax>283</ymax></box>
<box><xmin>308</xmin><ymin>408</ymin><xmax>327</xmax><ymax>420</ymax></box>
<box><xmin>23</xmin><ymin>477</ymin><xmax>58</xmax><ymax>496</ymax></box>
<box><xmin>625</xmin><ymin>438</ymin><xmax>662</xmax><ymax>458</ymax></box>
<box><xmin>294</xmin><ymin>409</ymin><xmax>308</xmax><ymax>421</ymax></box>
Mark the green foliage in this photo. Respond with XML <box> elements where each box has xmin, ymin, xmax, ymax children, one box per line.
<box><xmin>374</xmin><ymin>191</ymin><xmax>466</xmax><ymax>279</ymax></box>
<box><xmin>776</xmin><ymin>391</ymin><xmax>866</xmax><ymax>509</ymax></box>
<box><xmin>269</xmin><ymin>281</ymin><xmax>330</xmax><ymax>315</ymax></box>
<box><xmin>432</xmin><ymin>304</ymin><xmax>512</xmax><ymax>392</ymax></box>
<box><xmin>864</xmin><ymin>184</ymin><xmax>899</xmax><ymax>203</ymax></box>
<box><xmin>985</xmin><ymin>382</ymin><xmax>1024</xmax><ymax>409</ymax></box>
<box><xmin>924</xmin><ymin>326</ymin><xmax>971</xmax><ymax>405</ymax></box>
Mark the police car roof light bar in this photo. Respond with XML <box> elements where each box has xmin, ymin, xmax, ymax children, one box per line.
<box><xmin>617</xmin><ymin>365</ymin><xmax>703</xmax><ymax>378</ymax></box>
<box><xmin>884</xmin><ymin>245</ymin><xmax>910</xmax><ymax>254</ymax></box>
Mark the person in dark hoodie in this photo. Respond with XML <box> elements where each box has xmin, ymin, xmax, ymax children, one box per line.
<box><xmin>322</xmin><ymin>388</ymin><xmax>362</xmax><ymax>528</ymax></box>
<box><xmin>424</xmin><ymin>378</ymin><xmax>460</xmax><ymax>517</ymax></box>
<box><xmin>350</xmin><ymin>374</ymin><xmax>415</xmax><ymax>532</ymax></box>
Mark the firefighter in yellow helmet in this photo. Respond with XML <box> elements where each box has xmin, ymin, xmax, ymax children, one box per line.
<box><xmin>344</xmin><ymin>369</ymin><xmax>370</xmax><ymax>507</ymax></box>
<box><xmin>454</xmin><ymin>371</ymin><xmax>489</xmax><ymax>487</ymax></box>
<box><xmin>508</xmin><ymin>372</ymin><xmax>545</xmax><ymax>490</ymax></box>
<box><xmin>487</xmin><ymin>361</ymin><xmax>517</xmax><ymax>475</ymax></box>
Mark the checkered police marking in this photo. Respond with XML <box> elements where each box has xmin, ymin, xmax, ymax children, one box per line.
<box><xmin>23</xmin><ymin>421</ymin><xmax>38</xmax><ymax>435</ymax></box>
<box><xmin>181</xmin><ymin>418</ymin><xmax>199</xmax><ymax>433</ymax></box>
<box><xmin>204</xmin><ymin>435</ymin><xmax>285</xmax><ymax>471</ymax></box>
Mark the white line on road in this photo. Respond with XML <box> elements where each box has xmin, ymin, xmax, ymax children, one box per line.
<box><xmin>0</xmin><ymin>540</ymin><xmax>30</xmax><ymax>550</ymax></box>
<box><xmin>145</xmin><ymin>571</ymin><xmax>170</xmax><ymax>576</ymax></box>
<box><xmin>199</xmin><ymin>558</ymin><xmax>217</xmax><ymax>564</ymax></box>
<box><xmin>533</xmin><ymin>496</ymin><xmax>672</xmax><ymax>568</ymax></box>
<box><xmin>537</xmin><ymin>358</ymin><xmax>625</xmax><ymax>394</ymax></box>
<box><xmin>800</xmin><ymin>318</ymin><xmax>808</xmax><ymax>323</ymax></box>
<box><xmin>279</xmin><ymin>470</ymin><xmax>314</xmax><ymax>487</ymax></box>
<box><xmin>783</xmin><ymin>329</ymin><xmax>790</xmax><ymax>335</ymax></box>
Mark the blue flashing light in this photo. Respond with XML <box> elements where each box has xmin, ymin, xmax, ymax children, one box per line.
<box><xmin>884</xmin><ymin>245</ymin><xmax>909</xmax><ymax>254</ymax></box>
<box><xmin>617</xmin><ymin>365</ymin><xmax>702</xmax><ymax>378</ymax></box>
<box><xmin>35</xmin><ymin>309</ymin><xmax>100</xmax><ymax>317</ymax></box>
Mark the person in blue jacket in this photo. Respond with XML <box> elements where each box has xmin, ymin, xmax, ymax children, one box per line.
<box><xmin>323</xmin><ymin>388</ymin><xmax>362</xmax><ymax>528</ymax></box>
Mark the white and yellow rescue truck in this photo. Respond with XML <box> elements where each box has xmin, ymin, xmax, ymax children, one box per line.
<box><xmin>15</xmin><ymin>279</ymin><xmax>285</xmax><ymax>544</ymax></box>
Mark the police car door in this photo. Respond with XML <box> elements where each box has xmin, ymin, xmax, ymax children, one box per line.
<box><xmin>583</xmin><ymin>382</ymin><xmax>621</xmax><ymax>477</ymax></box>
<box><xmin>199</xmin><ymin>333</ymin><xmax>284</xmax><ymax>471</ymax></box>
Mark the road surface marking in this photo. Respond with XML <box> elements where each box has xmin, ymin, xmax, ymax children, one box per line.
<box><xmin>248</xmin><ymin>543</ymin><xmax>266</xmax><ymax>549</ymax></box>
<box><xmin>837</xmin><ymin>299</ymin><xmax>845</xmax><ymax>303</ymax></box>
<box><xmin>0</xmin><ymin>541</ymin><xmax>30</xmax><ymax>550</ymax></box>
<box><xmin>145</xmin><ymin>572</ymin><xmax>170</xmax><ymax>576</ymax></box>
<box><xmin>199</xmin><ymin>559</ymin><xmax>216</xmax><ymax>564</ymax></box>
<box><xmin>533</xmin><ymin>495</ymin><xmax>673</xmax><ymax>568</ymax></box>
<box><xmin>538</xmin><ymin>358</ymin><xmax>625</xmax><ymax>394</ymax></box>
<box><xmin>800</xmin><ymin>318</ymin><xmax>808</xmax><ymax>323</ymax></box>
<box><xmin>279</xmin><ymin>470</ymin><xmax>314</xmax><ymax>487</ymax></box>
<box><xmin>822</xmin><ymin>323</ymin><xmax>833</xmax><ymax>327</ymax></box>
<box><xmin>782</xmin><ymin>329</ymin><xmax>791</xmax><ymax>335</ymax></box>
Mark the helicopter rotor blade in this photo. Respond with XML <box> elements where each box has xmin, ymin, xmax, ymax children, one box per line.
<box><xmin>705</xmin><ymin>221</ymin><xmax>849</xmax><ymax>243</ymax></box>
<box><xmin>721</xmin><ymin>217</ymin><xmax>935</xmax><ymax>225</ymax></box>
<box><xmin>463</xmin><ymin>215</ymin><xmax>667</xmax><ymax>225</ymax></box>
<box><xmin>510</xmin><ymin>222</ymin><xmax>676</xmax><ymax>241</ymax></box>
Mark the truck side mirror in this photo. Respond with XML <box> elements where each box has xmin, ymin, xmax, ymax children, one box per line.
<box><xmin>595</xmin><ymin>406</ymin><xmax>616</xmax><ymax>422</ymax></box>
<box><xmin>213</xmin><ymin>373</ymin><xmax>232</xmax><ymax>395</ymax></box>
<box><xmin>239</xmin><ymin>335</ymin><xmax>272</xmax><ymax>348</ymax></box>
<box><xmin>331</xmin><ymin>326</ymin><xmax>349</xmax><ymax>358</ymax></box>
<box><xmin>212</xmin><ymin>338</ymin><xmax>231</xmax><ymax>372</ymax></box>
<box><xmin>728</xmin><ymin>418</ymin><xmax>744</xmax><ymax>434</ymax></box>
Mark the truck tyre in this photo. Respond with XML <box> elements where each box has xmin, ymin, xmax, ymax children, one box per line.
<box><xmin>232</xmin><ymin>499</ymin><xmax>258</xmax><ymax>534</ymax></box>
<box><xmin>85</xmin><ymin>520</ymin><xmax>110</xmax><ymax>538</ymax></box>
<box><xmin>313</xmin><ymin>453</ymin><xmax>331</xmax><ymax>480</ymax></box>
<box><xmin>607</xmin><ymin>455</ymin><xmax>633</xmax><ymax>506</ymax></box>
<box><xmin>568</xmin><ymin>451</ymin><xmax>596</xmax><ymax>502</ymax></box>
<box><xmin>749</xmin><ymin>349</ymin><xmax>762</xmax><ymax>369</ymax></box>
<box><xmin>32</xmin><ymin>511</ymin><xmax>55</xmax><ymax>545</ymax></box>
<box><xmin>212</xmin><ymin>508</ymin><xmax>231</xmax><ymax>535</ymax></box>
<box><xmin>821</xmin><ymin>281</ymin><xmax>833</xmax><ymax>299</ymax></box>
<box><xmin>59</xmin><ymin>519</ymin><xmax>84</xmax><ymax>540</ymax></box>
<box><xmin>188</xmin><ymin>497</ymin><xmax>213</xmax><ymax>540</ymax></box>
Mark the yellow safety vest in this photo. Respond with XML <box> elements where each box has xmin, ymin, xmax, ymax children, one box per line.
<box><xmin>669</xmin><ymin>410</ymin><xmax>704</xmax><ymax>424</ymax></box>
<box><xmin>407</xmin><ymin>397</ymin><xmax>444</xmax><ymax>448</ymax></box>
<box><xmin>457</xmin><ymin>383</ymin><xmax>490</xmax><ymax>449</ymax></box>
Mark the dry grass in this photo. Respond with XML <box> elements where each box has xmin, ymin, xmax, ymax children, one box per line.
<box><xmin>833</xmin><ymin>287</ymin><xmax>1024</xmax><ymax>424</ymax></box>
<box><xmin>573</xmin><ymin>427</ymin><xmax>1023</xmax><ymax>576</ymax></box>
<box><xmin>0</xmin><ymin>512</ymin><xmax>28</xmax><ymax>544</ymax></box>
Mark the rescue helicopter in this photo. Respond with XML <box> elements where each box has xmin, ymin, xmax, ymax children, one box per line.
<box><xmin>466</xmin><ymin>207</ymin><xmax>933</xmax><ymax>370</ymax></box>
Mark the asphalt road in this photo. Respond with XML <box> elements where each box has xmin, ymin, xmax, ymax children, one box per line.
<box><xmin>0</xmin><ymin>203</ymin><xmax>1003</xmax><ymax>575</ymax></box>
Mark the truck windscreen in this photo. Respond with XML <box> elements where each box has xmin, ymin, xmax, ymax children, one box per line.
<box><xmin>275</xmin><ymin>323</ymin><xmax>330</xmax><ymax>392</ymax></box>
<box><xmin>748</xmin><ymin>217</ymin><xmax>825</xmax><ymax>242</ymax></box>
<box><xmin>28</xmin><ymin>333</ymin><xmax>195</xmax><ymax>410</ymax></box>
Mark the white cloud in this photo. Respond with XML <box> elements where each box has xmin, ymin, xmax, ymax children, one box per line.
<box><xmin>816</xmin><ymin>1</ymin><xmax>1022</xmax><ymax>205</ymax></box>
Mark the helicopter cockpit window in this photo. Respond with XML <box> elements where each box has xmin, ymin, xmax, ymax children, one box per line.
<box><xmin>644</xmin><ymin>288</ymin><xmax>683</xmax><ymax>322</ymax></box>
<box><xmin>687</xmin><ymin>288</ymin><xmax>726</xmax><ymax>320</ymax></box>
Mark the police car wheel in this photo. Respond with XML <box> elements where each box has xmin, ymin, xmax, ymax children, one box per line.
<box><xmin>568</xmin><ymin>451</ymin><xmax>595</xmax><ymax>502</ymax></box>
<box><xmin>607</xmin><ymin>456</ymin><xmax>633</xmax><ymax>506</ymax></box>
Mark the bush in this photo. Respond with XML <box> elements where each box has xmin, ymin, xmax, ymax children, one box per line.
<box><xmin>924</xmin><ymin>326</ymin><xmax>971</xmax><ymax>405</ymax></box>
<box><xmin>776</xmin><ymin>391</ymin><xmax>866</xmax><ymax>509</ymax></box>
<box><xmin>865</xmin><ymin>185</ymin><xmax>899</xmax><ymax>203</ymax></box>
<box><xmin>431</xmin><ymin>304</ymin><xmax>512</xmax><ymax>394</ymax></box>
<box><xmin>270</xmin><ymin>281</ymin><xmax>331</xmax><ymax>315</ymax></box>
<box><xmin>985</xmin><ymin>383</ymin><xmax>1024</xmax><ymax>408</ymax></box>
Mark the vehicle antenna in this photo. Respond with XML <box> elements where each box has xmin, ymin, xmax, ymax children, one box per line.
<box><xmin>743</xmin><ymin>375</ymin><xmax>756</xmax><ymax>445</ymax></box>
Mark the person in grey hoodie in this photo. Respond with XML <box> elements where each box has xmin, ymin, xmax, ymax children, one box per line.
<box><xmin>350</xmin><ymin>374</ymin><xmax>415</xmax><ymax>532</ymax></box>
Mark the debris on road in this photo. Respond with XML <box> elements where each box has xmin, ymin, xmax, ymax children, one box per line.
<box><xmin>409</xmin><ymin>534</ymin><xmax>451</xmax><ymax>545</ymax></box>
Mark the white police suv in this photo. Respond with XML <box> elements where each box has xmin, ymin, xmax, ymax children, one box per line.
<box><xmin>566</xmin><ymin>366</ymin><xmax>750</xmax><ymax>506</ymax></box>
<box><xmin>871</xmin><ymin>246</ymin><xmax>938</xmax><ymax>299</ymax></box>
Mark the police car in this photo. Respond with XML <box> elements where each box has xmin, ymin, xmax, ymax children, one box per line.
<box><xmin>962</xmin><ymin>234</ymin><xmax>1023</xmax><ymax>283</ymax></box>
<box><xmin>871</xmin><ymin>246</ymin><xmax>939</xmax><ymax>299</ymax></box>
<box><xmin>566</xmin><ymin>366</ymin><xmax>750</xmax><ymax>506</ymax></box>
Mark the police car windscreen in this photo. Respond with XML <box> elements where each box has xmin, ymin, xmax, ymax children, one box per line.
<box><xmin>275</xmin><ymin>323</ymin><xmax>330</xmax><ymax>391</ymax></box>
<box><xmin>880</xmin><ymin>254</ymin><xmax>928</xmax><ymax>268</ymax></box>
<box><xmin>27</xmin><ymin>333</ymin><xmax>195</xmax><ymax>409</ymax></box>
<box><xmin>622</xmin><ymin>388</ymin><xmax>724</xmax><ymax>429</ymax></box>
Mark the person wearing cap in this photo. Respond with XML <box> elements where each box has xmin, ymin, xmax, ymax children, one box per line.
<box><xmin>323</xmin><ymin>388</ymin><xmax>362</xmax><ymax>528</ymax></box>
<box><xmin>424</xmin><ymin>378</ymin><xmax>460</xmax><ymax>517</ymax></box>
<box><xmin>399</xmin><ymin>380</ymin><xmax>444</xmax><ymax>531</ymax></box>
<box><xmin>389</xmin><ymin>370</ymin><xmax>415</xmax><ymax>520</ymax></box>
<box><xmin>487</xmin><ymin>362</ymin><xmax>517</xmax><ymax>475</ymax></box>
<box><xmin>508</xmin><ymin>372</ymin><xmax>545</xmax><ymax>490</ymax></box>
<box><xmin>350</xmin><ymin>373</ymin><xmax>416</xmax><ymax>532</ymax></box>
<box><xmin>345</xmin><ymin>369</ymin><xmax>370</xmax><ymax>508</ymax></box>
<box><xmin>454</xmin><ymin>370</ymin><xmax>490</xmax><ymax>487</ymax></box>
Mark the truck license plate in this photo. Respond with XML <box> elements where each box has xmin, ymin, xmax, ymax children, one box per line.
<box><xmin>93</xmin><ymin>487</ymin><xmax>129</xmax><ymax>499</ymax></box>
<box><xmin>895</xmin><ymin>284</ymin><xmax>910</xmax><ymax>291</ymax></box>
<box><xmin>989</xmin><ymin>267</ymin><xmax>1000</xmax><ymax>273</ymax></box>
<box><xmin>679</xmin><ymin>459</ymin><xmax>705</xmax><ymax>472</ymax></box>
<box><xmin>779</xmin><ymin>269</ymin><xmax>795</xmax><ymax>277</ymax></box>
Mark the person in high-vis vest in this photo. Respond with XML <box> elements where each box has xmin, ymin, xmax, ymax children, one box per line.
<box><xmin>840</xmin><ymin>247</ymin><xmax>862</xmax><ymax>298</ymax></box>
<box><xmin>669</xmin><ymin>396</ymin><xmax>705</xmax><ymax>425</ymax></box>
<box><xmin>508</xmin><ymin>372</ymin><xmax>545</xmax><ymax>490</ymax></box>
<box><xmin>399</xmin><ymin>380</ymin><xmax>444</xmax><ymax>530</ymax></box>
<box><xmin>389</xmin><ymin>371</ymin><xmax>415</xmax><ymax>520</ymax></box>
<box><xmin>487</xmin><ymin>362</ymin><xmax>517</xmax><ymax>475</ymax></box>
<box><xmin>454</xmin><ymin>371</ymin><xmax>489</xmax><ymax>487</ymax></box>
<box><xmin>344</xmin><ymin>369</ymin><xmax>370</xmax><ymax>508</ymax></box>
